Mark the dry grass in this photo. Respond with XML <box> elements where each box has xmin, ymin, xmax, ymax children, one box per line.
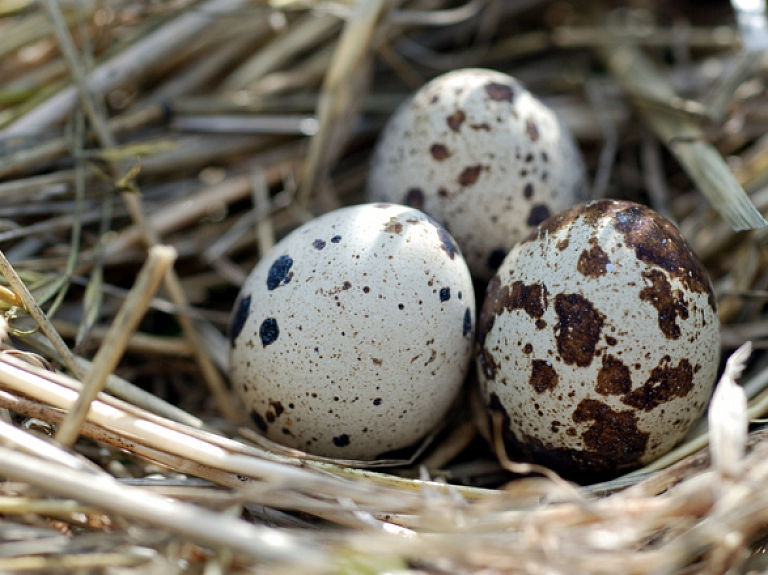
<box><xmin>1</xmin><ymin>0</ymin><xmax>768</xmax><ymax>573</ymax></box>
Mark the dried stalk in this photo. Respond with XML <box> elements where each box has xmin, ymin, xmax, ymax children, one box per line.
<box><xmin>56</xmin><ymin>245</ymin><xmax>177</xmax><ymax>446</ymax></box>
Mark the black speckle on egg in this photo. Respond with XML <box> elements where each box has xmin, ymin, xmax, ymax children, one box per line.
<box><xmin>313</xmin><ymin>239</ymin><xmax>326</xmax><ymax>250</ymax></box>
<box><xmin>267</xmin><ymin>255</ymin><xmax>293</xmax><ymax>290</ymax></box>
<box><xmin>527</xmin><ymin>204</ymin><xmax>551</xmax><ymax>227</ymax></box>
<box><xmin>250</xmin><ymin>410</ymin><xmax>268</xmax><ymax>432</ymax></box>
<box><xmin>331</xmin><ymin>235</ymin><xmax>342</xmax><ymax>243</ymax></box>
<box><xmin>229</xmin><ymin>294</ymin><xmax>251</xmax><ymax>346</ymax></box>
<box><xmin>333</xmin><ymin>434</ymin><xmax>350</xmax><ymax>447</ymax></box>
<box><xmin>440</xmin><ymin>287</ymin><xmax>451</xmax><ymax>302</ymax></box>
<box><xmin>424</xmin><ymin>215</ymin><xmax>458</xmax><ymax>259</ymax></box>
<box><xmin>259</xmin><ymin>318</ymin><xmax>279</xmax><ymax>347</ymax></box>
<box><xmin>373</xmin><ymin>398</ymin><xmax>382</xmax><ymax>406</ymax></box>
<box><xmin>463</xmin><ymin>307</ymin><xmax>472</xmax><ymax>338</ymax></box>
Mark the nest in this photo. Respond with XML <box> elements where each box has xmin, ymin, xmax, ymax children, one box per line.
<box><xmin>1</xmin><ymin>0</ymin><xmax>768</xmax><ymax>573</ymax></box>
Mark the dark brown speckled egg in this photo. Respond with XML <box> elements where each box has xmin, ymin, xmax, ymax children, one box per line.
<box><xmin>366</xmin><ymin>68</ymin><xmax>588</xmax><ymax>280</ymax></box>
<box><xmin>229</xmin><ymin>204</ymin><xmax>475</xmax><ymax>460</ymax></box>
<box><xmin>477</xmin><ymin>200</ymin><xmax>720</xmax><ymax>482</ymax></box>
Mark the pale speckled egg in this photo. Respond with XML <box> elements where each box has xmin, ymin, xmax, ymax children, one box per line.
<box><xmin>229</xmin><ymin>203</ymin><xmax>475</xmax><ymax>460</ymax></box>
<box><xmin>476</xmin><ymin>200</ymin><xmax>720</xmax><ymax>481</ymax></box>
<box><xmin>366</xmin><ymin>68</ymin><xmax>588</xmax><ymax>281</ymax></box>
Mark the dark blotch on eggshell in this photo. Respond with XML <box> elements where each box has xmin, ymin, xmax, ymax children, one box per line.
<box><xmin>477</xmin><ymin>277</ymin><xmax>547</xmax><ymax>347</ymax></box>
<box><xmin>639</xmin><ymin>269</ymin><xmax>689</xmax><ymax>340</ymax></box>
<box><xmin>440</xmin><ymin>287</ymin><xmax>451</xmax><ymax>302</ymax></box>
<box><xmin>333</xmin><ymin>434</ymin><xmax>350</xmax><ymax>447</ymax></box>
<box><xmin>489</xmin><ymin>394</ymin><xmax>648</xmax><ymax>482</ymax></box>
<box><xmin>331</xmin><ymin>235</ymin><xmax>342</xmax><ymax>243</ymax></box>
<box><xmin>267</xmin><ymin>255</ymin><xmax>293</xmax><ymax>290</ymax></box>
<box><xmin>484</xmin><ymin>82</ymin><xmax>514</xmax><ymax>102</ymax></box>
<box><xmin>479</xmin><ymin>348</ymin><xmax>498</xmax><ymax>379</ymax></box>
<box><xmin>422</xmin><ymin>215</ymin><xmax>458</xmax><ymax>260</ymax></box>
<box><xmin>607</xmin><ymin>201</ymin><xmax>716</xmax><ymax>311</ymax></box>
<box><xmin>596</xmin><ymin>354</ymin><xmax>632</xmax><ymax>395</ymax></box>
<box><xmin>259</xmin><ymin>318</ymin><xmax>279</xmax><ymax>347</ymax></box>
<box><xmin>525</xmin><ymin>118</ymin><xmax>540</xmax><ymax>141</ymax></box>
<box><xmin>526</xmin><ymin>204</ymin><xmax>551</xmax><ymax>227</ymax></box>
<box><xmin>572</xmin><ymin>399</ymin><xmax>649</xmax><ymax>470</ymax></box>
<box><xmin>463</xmin><ymin>307</ymin><xmax>472</xmax><ymax>338</ymax></box>
<box><xmin>458</xmin><ymin>165</ymin><xmax>483</xmax><ymax>186</ymax></box>
<box><xmin>554</xmin><ymin>293</ymin><xmax>603</xmax><ymax>368</ymax></box>
<box><xmin>622</xmin><ymin>356</ymin><xmax>695</xmax><ymax>411</ymax></box>
<box><xmin>524</xmin><ymin>183</ymin><xmax>534</xmax><ymax>199</ymax></box>
<box><xmin>430</xmin><ymin>143</ymin><xmax>450</xmax><ymax>160</ymax></box>
<box><xmin>577</xmin><ymin>244</ymin><xmax>611</xmax><ymax>277</ymax></box>
<box><xmin>313</xmin><ymin>239</ymin><xmax>326</xmax><ymax>250</ymax></box>
<box><xmin>404</xmin><ymin>188</ymin><xmax>425</xmax><ymax>210</ymax></box>
<box><xmin>250</xmin><ymin>410</ymin><xmax>268</xmax><ymax>432</ymax></box>
<box><xmin>530</xmin><ymin>360</ymin><xmax>558</xmax><ymax>393</ymax></box>
<box><xmin>447</xmin><ymin>110</ymin><xmax>466</xmax><ymax>132</ymax></box>
<box><xmin>229</xmin><ymin>294</ymin><xmax>251</xmax><ymax>346</ymax></box>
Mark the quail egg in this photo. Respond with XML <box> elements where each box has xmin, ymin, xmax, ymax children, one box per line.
<box><xmin>367</xmin><ymin>68</ymin><xmax>588</xmax><ymax>280</ymax></box>
<box><xmin>477</xmin><ymin>200</ymin><xmax>720</xmax><ymax>481</ymax></box>
<box><xmin>229</xmin><ymin>203</ymin><xmax>475</xmax><ymax>460</ymax></box>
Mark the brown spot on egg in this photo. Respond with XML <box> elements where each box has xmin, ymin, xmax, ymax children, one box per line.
<box><xmin>523</xmin><ymin>343</ymin><xmax>533</xmax><ymax>354</ymax></box>
<box><xmin>596</xmin><ymin>354</ymin><xmax>632</xmax><ymax>395</ymax></box>
<box><xmin>554</xmin><ymin>293</ymin><xmax>604</xmax><ymax>367</ymax></box>
<box><xmin>430</xmin><ymin>143</ymin><xmax>450</xmax><ymax>160</ymax></box>
<box><xmin>577</xmin><ymin>244</ymin><xmax>612</xmax><ymax>277</ymax></box>
<box><xmin>250</xmin><ymin>410</ymin><xmax>268</xmax><ymax>432</ymax></box>
<box><xmin>383</xmin><ymin>217</ymin><xmax>403</xmax><ymax>234</ymax></box>
<box><xmin>484</xmin><ymin>82</ymin><xmax>514</xmax><ymax>102</ymax></box>
<box><xmin>526</xmin><ymin>204</ymin><xmax>551</xmax><ymax>227</ymax></box>
<box><xmin>447</xmin><ymin>110</ymin><xmax>466</xmax><ymax>132</ymax></box>
<box><xmin>269</xmin><ymin>400</ymin><xmax>284</xmax><ymax>418</ymax></box>
<box><xmin>609</xmin><ymin>201</ymin><xmax>717</xmax><ymax>311</ymax></box>
<box><xmin>458</xmin><ymin>165</ymin><xmax>483</xmax><ymax>186</ymax></box>
<box><xmin>524</xmin><ymin>183</ymin><xmax>534</xmax><ymax>199</ymax></box>
<box><xmin>639</xmin><ymin>269</ymin><xmax>689</xmax><ymax>340</ymax></box>
<box><xmin>470</xmin><ymin>122</ymin><xmax>491</xmax><ymax>131</ymax></box>
<box><xmin>622</xmin><ymin>357</ymin><xmax>695</xmax><ymax>411</ymax></box>
<box><xmin>525</xmin><ymin>118</ymin><xmax>540</xmax><ymax>141</ymax></box>
<box><xmin>530</xmin><ymin>360</ymin><xmax>558</xmax><ymax>393</ymax></box>
<box><xmin>479</xmin><ymin>348</ymin><xmax>498</xmax><ymax>380</ymax></box>
<box><xmin>572</xmin><ymin>398</ymin><xmax>649</xmax><ymax>468</ymax></box>
<box><xmin>477</xmin><ymin>277</ymin><xmax>548</xmax><ymax>346</ymax></box>
<box><xmin>403</xmin><ymin>188</ymin><xmax>425</xmax><ymax>210</ymax></box>
<box><xmin>493</xmin><ymin>396</ymin><xmax>648</xmax><ymax>481</ymax></box>
<box><xmin>522</xmin><ymin>203</ymin><xmax>581</xmax><ymax>244</ymax></box>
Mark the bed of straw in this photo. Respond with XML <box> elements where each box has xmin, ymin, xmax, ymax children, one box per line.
<box><xmin>3</xmin><ymin>0</ymin><xmax>768</xmax><ymax>573</ymax></box>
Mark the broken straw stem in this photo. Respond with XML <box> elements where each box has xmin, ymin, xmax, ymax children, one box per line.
<box><xmin>56</xmin><ymin>245</ymin><xmax>177</xmax><ymax>447</ymax></box>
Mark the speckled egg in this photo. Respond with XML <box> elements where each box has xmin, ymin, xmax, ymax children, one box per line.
<box><xmin>477</xmin><ymin>200</ymin><xmax>720</xmax><ymax>481</ymax></box>
<box><xmin>229</xmin><ymin>203</ymin><xmax>475</xmax><ymax>460</ymax></box>
<box><xmin>366</xmin><ymin>68</ymin><xmax>588</xmax><ymax>281</ymax></box>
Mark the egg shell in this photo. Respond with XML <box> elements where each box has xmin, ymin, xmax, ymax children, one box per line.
<box><xmin>366</xmin><ymin>68</ymin><xmax>588</xmax><ymax>280</ymax></box>
<box><xmin>229</xmin><ymin>203</ymin><xmax>475</xmax><ymax>460</ymax></box>
<box><xmin>476</xmin><ymin>200</ymin><xmax>720</xmax><ymax>481</ymax></box>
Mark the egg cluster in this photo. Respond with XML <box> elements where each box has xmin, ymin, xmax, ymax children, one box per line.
<box><xmin>228</xmin><ymin>68</ymin><xmax>720</xmax><ymax>478</ymax></box>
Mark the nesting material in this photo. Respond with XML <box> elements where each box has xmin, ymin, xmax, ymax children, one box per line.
<box><xmin>1</xmin><ymin>1</ymin><xmax>768</xmax><ymax>574</ymax></box>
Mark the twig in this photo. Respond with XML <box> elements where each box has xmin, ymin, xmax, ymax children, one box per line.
<box><xmin>0</xmin><ymin>250</ymin><xmax>84</xmax><ymax>378</ymax></box>
<box><xmin>600</xmin><ymin>42</ymin><xmax>767</xmax><ymax>231</ymax></box>
<box><xmin>56</xmin><ymin>245</ymin><xmax>177</xmax><ymax>447</ymax></box>
<box><xmin>2</xmin><ymin>0</ymin><xmax>253</xmax><ymax>135</ymax></box>
<box><xmin>0</xmin><ymin>444</ymin><xmax>325</xmax><ymax>564</ymax></box>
